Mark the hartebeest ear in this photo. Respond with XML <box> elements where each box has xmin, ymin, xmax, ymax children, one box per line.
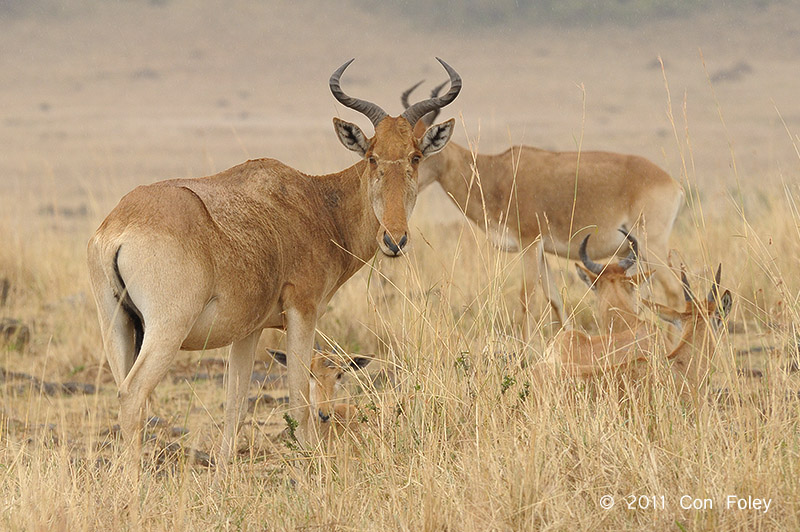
<box><xmin>268</xmin><ymin>348</ymin><xmax>288</xmax><ymax>367</ymax></box>
<box><xmin>629</xmin><ymin>270</ymin><xmax>655</xmax><ymax>286</ymax></box>
<box><xmin>418</xmin><ymin>118</ymin><xmax>455</xmax><ymax>157</ymax></box>
<box><xmin>347</xmin><ymin>357</ymin><xmax>373</xmax><ymax>371</ymax></box>
<box><xmin>719</xmin><ymin>290</ymin><xmax>733</xmax><ymax>317</ymax></box>
<box><xmin>575</xmin><ymin>263</ymin><xmax>597</xmax><ymax>290</ymax></box>
<box><xmin>645</xmin><ymin>300</ymin><xmax>684</xmax><ymax>326</ymax></box>
<box><xmin>333</xmin><ymin>117</ymin><xmax>370</xmax><ymax>157</ymax></box>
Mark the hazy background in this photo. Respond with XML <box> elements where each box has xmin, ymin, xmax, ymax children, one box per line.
<box><xmin>2</xmin><ymin>0</ymin><xmax>799</xmax><ymax>236</ymax></box>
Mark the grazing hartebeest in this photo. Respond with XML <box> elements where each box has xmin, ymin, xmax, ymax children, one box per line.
<box><xmin>87</xmin><ymin>59</ymin><xmax>461</xmax><ymax>460</ymax></box>
<box><xmin>402</xmin><ymin>83</ymin><xmax>684</xmax><ymax>339</ymax></box>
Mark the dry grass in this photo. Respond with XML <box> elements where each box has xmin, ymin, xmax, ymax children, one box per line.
<box><xmin>1</xmin><ymin>127</ymin><xmax>800</xmax><ymax>531</ymax></box>
<box><xmin>2</xmin><ymin>2</ymin><xmax>800</xmax><ymax>527</ymax></box>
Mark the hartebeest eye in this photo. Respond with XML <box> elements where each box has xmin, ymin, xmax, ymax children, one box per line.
<box><xmin>368</xmin><ymin>156</ymin><xmax>378</xmax><ymax>167</ymax></box>
<box><xmin>411</xmin><ymin>154</ymin><xmax>421</xmax><ymax>165</ymax></box>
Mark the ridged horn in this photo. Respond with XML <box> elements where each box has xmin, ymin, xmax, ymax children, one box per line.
<box><xmin>400</xmin><ymin>58</ymin><xmax>461</xmax><ymax>127</ymax></box>
<box><xmin>579</xmin><ymin>234</ymin><xmax>604</xmax><ymax>275</ymax></box>
<box><xmin>401</xmin><ymin>80</ymin><xmax>425</xmax><ymax>110</ymax></box>
<box><xmin>329</xmin><ymin>59</ymin><xmax>388</xmax><ymax>128</ymax></box>
<box><xmin>707</xmin><ymin>264</ymin><xmax>722</xmax><ymax>303</ymax></box>
<box><xmin>617</xmin><ymin>228</ymin><xmax>639</xmax><ymax>271</ymax></box>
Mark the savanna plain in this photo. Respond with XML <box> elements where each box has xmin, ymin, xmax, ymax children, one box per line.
<box><xmin>1</xmin><ymin>1</ymin><xmax>799</xmax><ymax>530</ymax></box>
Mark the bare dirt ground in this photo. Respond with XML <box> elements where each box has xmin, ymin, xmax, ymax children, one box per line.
<box><xmin>1</xmin><ymin>1</ymin><xmax>799</xmax><ymax>529</ymax></box>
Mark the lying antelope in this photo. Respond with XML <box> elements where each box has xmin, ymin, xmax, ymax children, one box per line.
<box><xmin>402</xmin><ymin>83</ymin><xmax>684</xmax><ymax>338</ymax></box>
<box><xmin>574</xmin><ymin>229</ymin><xmax>652</xmax><ymax>334</ymax></box>
<box><xmin>544</xmin><ymin>264</ymin><xmax>731</xmax><ymax>401</ymax></box>
<box><xmin>87</xmin><ymin>58</ymin><xmax>461</xmax><ymax>460</ymax></box>
<box><xmin>269</xmin><ymin>348</ymin><xmax>372</xmax><ymax>437</ymax></box>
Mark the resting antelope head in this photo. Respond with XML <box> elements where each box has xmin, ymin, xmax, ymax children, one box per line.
<box><xmin>575</xmin><ymin>229</ymin><xmax>653</xmax><ymax>331</ymax></box>
<box><xmin>331</xmin><ymin>58</ymin><xmax>460</xmax><ymax>256</ymax></box>
<box><xmin>647</xmin><ymin>264</ymin><xmax>732</xmax><ymax>395</ymax></box>
<box><xmin>270</xmin><ymin>348</ymin><xmax>372</xmax><ymax>423</ymax></box>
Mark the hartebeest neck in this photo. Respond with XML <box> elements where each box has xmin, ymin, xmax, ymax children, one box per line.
<box><xmin>424</xmin><ymin>142</ymin><xmax>504</xmax><ymax>227</ymax></box>
<box><xmin>316</xmin><ymin>160</ymin><xmax>383</xmax><ymax>269</ymax></box>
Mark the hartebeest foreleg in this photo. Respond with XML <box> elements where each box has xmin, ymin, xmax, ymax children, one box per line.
<box><xmin>520</xmin><ymin>242</ymin><xmax>570</xmax><ymax>339</ymax></box>
<box><xmin>284</xmin><ymin>307</ymin><xmax>318</xmax><ymax>445</ymax></box>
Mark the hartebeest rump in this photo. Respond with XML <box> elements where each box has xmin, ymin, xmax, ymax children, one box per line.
<box><xmin>402</xmin><ymin>83</ymin><xmax>684</xmax><ymax>339</ymax></box>
<box><xmin>87</xmin><ymin>59</ymin><xmax>461</xmax><ymax>459</ymax></box>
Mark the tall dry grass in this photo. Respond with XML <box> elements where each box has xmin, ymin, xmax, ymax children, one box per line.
<box><xmin>1</xmin><ymin>105</ymin><xmax>799</xmax><ymax>532</ymax></box>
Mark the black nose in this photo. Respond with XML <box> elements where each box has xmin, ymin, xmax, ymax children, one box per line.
<box><xmin>318</xmin><ymin>410</ymin><xmax>331</xmax><ymax>422</ymax></box>
<box><xmin>383</xmin><ymin>232</ymin><xmax>408</xmax><ymax>255</ymax></box>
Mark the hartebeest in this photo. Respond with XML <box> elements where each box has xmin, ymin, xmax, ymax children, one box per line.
<box><xmin>542</xmin><ymin>264</ymin><xmax>731</xmax><ymax>401</ymax></box>
<box><xmin>402</xmin><ymin>83</ymin><xmax>684</xmax><ymax>339</ymax></box>
<box><xmin>575</xmin><ymin>229</ymin><xmax>652</xmax><ymax>334</ymax></box>
<box><xmin>87</xmin><ymin>59</ymin><xmax>461</xmax><ymax>460</ymax></box>
<box><xmin>270</xmin><ymin>348</ymin><xmax>372</xmax><ymax>438</ymax></box>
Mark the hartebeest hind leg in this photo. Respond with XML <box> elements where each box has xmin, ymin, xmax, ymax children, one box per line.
<box><xmin>520</xmin><ymin>242</ymin><xmax>570</xmax><ymax>340</ymax></box>
<box><xmin>220</xmin><ymin>329</ymin><xmax>261</xmax><ymax>463</ymax></box>
<box><xmin>117</xmin><ymin>318</ymin><xmax>197</xmax><ymax>445</ymax></box>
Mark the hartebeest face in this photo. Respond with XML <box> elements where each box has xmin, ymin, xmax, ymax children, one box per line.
<box><xmin>330</xmin><ymin>57</ymin><xmax>460</xmax><ymax>257</ymax></box>
<box><xmin>333</xmin><ymin>115</ymin><xmax>455</xmax><ymax>256</ymax></box>
<box><xmin>270</xmin><ymin>349</ymin><xmax>372</xmax><ymax>423</ymax></box>
<box><xmin>575</xmin><ymin>230</ymin><xmax>652</xmax><ymax>328</ymax></box>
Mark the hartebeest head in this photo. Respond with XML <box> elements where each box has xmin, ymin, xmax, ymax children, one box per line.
<box><xmin>651</xmin><ymin>264</ymin><xmax>732</xmax><ymax>333</ymax></box>
<box><xmin>330</xmin><ymin>58</ymin><xmax>461</xmax><ymax>256</ymax></box>
<box><xmin>575</xmin><ymin>229</ymin><xmax>653</xmax><ymax>324</ymax></box>
<box><xmin>270</xmin><ymin>348</ymin><xmax>372</xmax><ymax>423</ymax></box>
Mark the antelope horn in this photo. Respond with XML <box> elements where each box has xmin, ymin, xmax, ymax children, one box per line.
<box><xmin>421</xmin><ymin>80</ymin><xmax>450</xmax><ymax>126</ymax></box>
<box><xmin>616</xmin><ymin>228</ymin><xmax>639</xmax><ymax>270</ymax></box>
<box><xmin>330</xmin><ymin>59</ymin><xmax>388</xmax><ymax>128</ymax></box>
<box><xmin>707</xmin><ymin>263</ymin><xmax>722</xmax><ymax>302</ymax></box>
<box><xmin>400</xmin><ymin>80</ymin><xmax>425</xmax><ymax>110</ymax></box>
<box><xmin>400</xmin><ymin>57</ymin><xmax>461</xmax><ymax>128</ymax></box>
<box><xmin>579</xmin><ymin>234</ymin><xmax>604</xmax><ymax>275</ymax></box>
<box><xmin>681</xmin><ymin>269</ymin><xmax>694</xmax><ymax>302</ymax></box>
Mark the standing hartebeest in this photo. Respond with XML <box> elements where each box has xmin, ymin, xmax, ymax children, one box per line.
<box><xmin>87</xmin><ymin>59</ymin><xmax>461</xmax><ymax>460</ymax></box>
<box><xmin>402</xmin><ymin>83</ymin><xmax>684</xmax><ymax>339</ymax></box>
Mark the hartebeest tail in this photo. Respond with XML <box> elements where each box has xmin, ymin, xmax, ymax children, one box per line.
<box><xmin>402</xmin><ymin>82</ymin><xmax>684</xmax><ymax>339</ymax></box>
<box><xmin>88</xmin><ymin>59</ymin><xmax>461</xmax><ymax>464</ymax></box>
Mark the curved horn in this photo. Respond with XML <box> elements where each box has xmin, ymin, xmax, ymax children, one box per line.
<box><xmin>330</xmin><ymin>59</ymin><xmax>388</xmax><ymax>128</ymax></box>
<box><xmin>400</xmin><ymin>58</ymin><xmax>461</xmax><ymax>127</ymax></box>
<box><xmin>707</xmin><ymin>263</ymin><xmax>722</xmax><ymax>302</ymax></box>
<box><xmin>617</xmin><ymin>228</ymin><xmax>639</xmax><ymax>270</ymax></box>
<box><xmin>401</xmin><ymin>80</ymin><xmax>425</xmax><ymax>110</ymax></box>
<box><xmin>422</xmin><ymin>80</ymin><xmax>449</xmax><ymax>126</ymax></box>
<box><xmin>579</xmin><ymin>234</ymin><xmax>604</xmax><ymax>275</ymax></box>
<box><xmin>681</xmin><ymin>269</ymin><xmax>694</xmax><ymax>302</ymax></box>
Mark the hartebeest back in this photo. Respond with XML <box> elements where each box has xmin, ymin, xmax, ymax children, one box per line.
<box><xmin>87</xmin><ymin>59</ymin><xmax>461</xmax><ymax>461</ymax></box>
<box><xmin>402</xmin><ymin>83</ymin><xmax>684</xmax><ymax>339</ymax></box>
